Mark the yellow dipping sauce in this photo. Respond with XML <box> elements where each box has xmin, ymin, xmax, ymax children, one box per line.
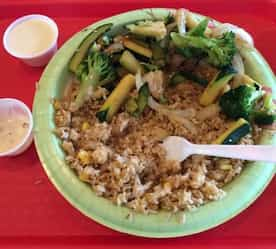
<box><xmin>0</xmin><ymin>115</ymin><xmax>30</xmax><ymax>153</ymax></box>
<box><xmin>7</xmin><ymin>19</ymin><xmax>55</xmax><ymax>56</ymax></box>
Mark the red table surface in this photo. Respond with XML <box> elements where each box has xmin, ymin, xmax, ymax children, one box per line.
<box><xmin>0</xmin><ymin>0</ymin><xmax>276</xmax><ymax>248</ymax></box>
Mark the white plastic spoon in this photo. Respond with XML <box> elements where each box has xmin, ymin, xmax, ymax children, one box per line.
<box><xmin>162</xmin><ymin>136</ymin><xmax>276</xmax><ymax>162</ymax></box>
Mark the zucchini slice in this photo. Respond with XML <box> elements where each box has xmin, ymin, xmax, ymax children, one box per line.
<box><xmin>200</xmin><ymin>69</ymin><xmax>236</xmax><ymax>106</ymax></box>
<box><xmin>151</xmin><ymin>42</ymin><xmax>165</xmax><ymax>60</ymax></box>
<box><xmin>119</xmin><ymin>50</ymin><xmax>142</xmax><ymax>74</ymax></box>
<box><xmin>253</xmin><ymin>111</ymin><xmax>276</xmax><ymax>125</ymax></box>
<box><xmin>240</xmin><ymin>74</ymin><xmax>257</xmax><ymax>85</ymax></box>
<box><xmin>213</xmin><ymin>118</ymin><xmax>251</xmax><ymax>144</ymax></box>
<box><xmin>136</xmin><ymin>83</ymin><xmax>150</xmax><ymax>114</ymax></box>
<box><xmin>69</xmin><ymin>23</ymin><xmax>112</xmax><ymax>73</ymax></box>
<box><xmin>232</xmin><ymin>73</ymin><xmax>261</xmax><ymax>89</ymax></box>
<box><xmin>125</xmin><ymin>83</ymin><xmax>150</xmax><ymax>116</ymax></box>
<box><xmin>263</xmin><ymin>93</ymin><xmax>273</xmax><ymax>110</ymax></box>
<box><xmin>126</xmin><ymin>21</ymin><xmax>167</xmax><ymax>40</ymax></box>
<box><xmin>170</xmin><ymin>71</ymin><xmax>208</xmax><ymax>86</ymax></box>
<box><xmin>131</xmin><ymin>83</ymin><xmax>150</xmax><ymax>116</ymax></box>
<box><xmin>125</xmin><ymin>97</ymin><xmax>138</xmax><ymax>114</ymax></box>
<box><xmin>96</xmin><ymin>74</ymin><xmax>136</xmax><ymax>122</ymax></box>
<box><xmin>123</xmin><ymin>38</ymin><xmax>153</xmax><ymax>58</ymax></box>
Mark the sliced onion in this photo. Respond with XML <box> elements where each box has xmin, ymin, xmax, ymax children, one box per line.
<box><xmin>148</xmin><ymin>96</ymin><xmax>165</xmax><ymax>112</ymax></box>
<box><xmin>135</xmin><ymin>70</ymin><xmax>144</xmax><ymax>90</ymax></box>
<box><xmin>148</xmin><ymin>97</ymin><xmax>196</xmax><ymax>133</ymax></box>
<box><xmin>143</xmin><ymin>70</ymin><xmax>165</xmax><ymax>100</ymax></box>
<box><xmin>168</xmin><ymin>115</ymin><xmax>196</xmax><ymax>134</ymax></box>
<box><xmin>197</xmin><ymin>104</ymin><xmax>221</xmax><ymax>121</ymax></box>
<box><xmin>148</xmin><ymin>97</ymin><xmax>195</xmax><ymax>118</ymax></box>
<box><xmin>169</xmin><ymin>108</ymin><xmax>196</xmax><ymax>118</ymax></box>
<box><xmin>231</xmin><ymin>74</ymin><xmax>243</xmax><ymax>89</ymax></box>
<box><xmin>231</xmin><ymin>53</ymin><xmax>245</xmax><ymax>88</ymax></box>
<box><xmin>231</xmin><ymin>53</ymin><xmax>244</xmax><ymax>74</ymax></box>
<box><xmin>175</xmin><ymin>8</ymin><xmax>187</xmax><ymax>35</ymax></box>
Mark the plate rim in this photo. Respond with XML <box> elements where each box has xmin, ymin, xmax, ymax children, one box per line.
<box><xmin>33</xmin><ymin>8</ymin><xmax>276</xmax><ymax>238</ymax></box>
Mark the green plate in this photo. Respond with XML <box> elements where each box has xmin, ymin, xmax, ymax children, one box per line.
<box><xmin>33</xmin><ymin>9</ymin><xmax>276</xmax><ymax>238</ymax></box>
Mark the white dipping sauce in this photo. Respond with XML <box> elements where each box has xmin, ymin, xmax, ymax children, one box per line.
<box><xmin>0</xmin><ymin>114</ymin><xmax>30</xmax><ymax>153</ymax></box>
<box><xmin>7</xmin><ymin>18</ymin><xmax>55</xmax><ymax>56</ymax></box>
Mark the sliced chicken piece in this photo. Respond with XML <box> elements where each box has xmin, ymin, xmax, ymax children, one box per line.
<box><xmin>143</xmin><ymin>70</ymin><xmax>165</xmax><ymax>100</ymax></box>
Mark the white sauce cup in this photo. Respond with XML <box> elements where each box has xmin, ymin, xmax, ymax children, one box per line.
<box><xmin>0</xmin><ymin>98</ymin><xmax>33</xmax><ymax>157</ymax></box>
<box><xmin>2</xmin><ymin>14</ymin><xmax>59</xmax><ymax>67</ymax></box>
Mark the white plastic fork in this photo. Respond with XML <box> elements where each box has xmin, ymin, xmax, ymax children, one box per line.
<box><xmin>161</xmin><ymin>136</ymin><xmax>276</xmax><ymax>162</ymax></box>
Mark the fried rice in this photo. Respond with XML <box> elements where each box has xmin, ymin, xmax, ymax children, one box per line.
<box><xmin>54</xmin><ymin>77</ymin><xmax>261</xmax><ymax>217</ymax></box>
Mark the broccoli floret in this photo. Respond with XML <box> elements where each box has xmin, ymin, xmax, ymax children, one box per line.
<box><xmin>88</xmin><ymin>52</ymin><xmax>116</xmax><ymax>82</ymax></box>
<box><xmin>171</xmin><ymin>31</ymin><xmax>237</xmax><ymax>68</ymax></box>
<box><xmin>72</xmin><ymin>51</ymin><xmax>116</xmax><ymax>110</ymax></box>
<box><xmin>126</xmin><ymin>21</ymin><xmax>167</xmax><ymax>40</ymax></box>
<box><xmin>219</xmin><ymin>85</ymin><xmax>263</xmax><ymax>120</ymax></box>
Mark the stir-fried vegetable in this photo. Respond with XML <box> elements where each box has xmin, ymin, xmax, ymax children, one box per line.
<box><xmin>200</xmin><ymin>67</ymin><xmax>236</xmax><ymax>106</ymax></box>
<box><xmin>213</xmin><ymin>118</ymin><xmax>251</xmax><ymax>144</ymax></box>
<box><xmin>175</xmin><ymin>9</ymin><xmax>187</xmax><ymax>35</ymax></box>
<box><xmin>150</xmin><ymin>42</ymin><xmax>166</xmax><ymax>65</ymax></box>
<box><xmin>219</xmin><ymin>84</ymin><xmax>263</xmax><ymax>120</ymax></box>
<box><xmin>185</xmin><ymin>10</ymin><xmax>212</xmax><ymax>36</ymax></box>
<box><xmin>187</xmin><ymin>18</ymin><xmax>209</xmax><ymax>37</ymax></box>
<box><xmin>197</xmin><ymin>103</ymin><xmax>221</xmax><ymax>121</ymax></box>
<box><xmin>148</xmin><ymin>97</ymin><xmax>197</xmax><ymax>133</ymax></box>
<box><xmin>65</xmin><ymin>8</ymin><xmax>271</xmax><ymax>134</ymax></box>
<box><xmin>231</xmin><ymin>73</ymin><xmax>260</xmax><ymax>89</ymax></box>
<box><xmin>119</xmin><ymin>50</ymin><xmax>142</xmax><ymax>74</ymax></box>
<box><xmin>231</xmin><ymin>53</ymin><xmax>244</xmax><ymax>74</ymax></box>
<box><xmin>123</xmin><ymin>38</ymin><xmax>153</xmax><ymax>58</ymax></box>
<box><xmin>140</xmin><ymin>62</ymin><xmax>159</xmax><ymax>72</ymax></box>
<box><xmin>96</xmin><ymin>74</ymin><xmax>136</xmax><ymax>122</ymax></box>
<box><xmin>170</xmin><ymin>71</ymin><xmax>208</xmax><ymax>86</ymax></box>
<box><xmin>253</xmin><ymin>111</ymin><xmax>276</xmax><ymax>125</ymax></box>
<box><xmin>126</xmin><ymin>83</ymin><xmax>150</xmax><ymax>116</ymax></box>
<box><xmin>143</xmin><ymin>70</ymin><xmax>165</xmax><ymax>99</ymax></box>
<box><xmin>69</xmin><ymin>23</ymin><xmax>113</xmax><ymax>73</ymax></box>
<box><xmin>263</xmin><ymin>92</ymin><xmax>275</xmax><ymax>110</ymax></box>
<box><xmin>71</xmin><ymin>51</ymin><xmax>116</xmax><ymax>111</ymax></box>
<box><xmin>172</xmin><ymin>31</ymin><xmax>237</xmax><ymax>68</ymax></box>
<box><xmin>126</xmin><ymin>20</ymin><xmax>167</xmax><ymax>40</ymax></box>
<box><xmin>171</xmin><ymin>19</ymin><xmax>237</xmax><ymax>68</ymax></box>
<box><xmin>148</xmin><ymin>97</ymin><xmax>196</xmax><ymax>119</ymax></box>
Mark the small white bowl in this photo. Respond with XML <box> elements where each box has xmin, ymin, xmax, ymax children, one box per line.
<box><xmin>2</xmin><ymin>14</ymin><xmax>59</xmax><ymax>67</ymax></box>
<box><xmin>0</xmin><ymin>98</ymin><xmax>33</xmax><ymax>157</ymax></box>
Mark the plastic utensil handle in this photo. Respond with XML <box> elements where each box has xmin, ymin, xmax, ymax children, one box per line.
<box><xmin>191</xmin><ymin>144</ymin><xmax>276</xmax><ymax>163</ymax></box>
